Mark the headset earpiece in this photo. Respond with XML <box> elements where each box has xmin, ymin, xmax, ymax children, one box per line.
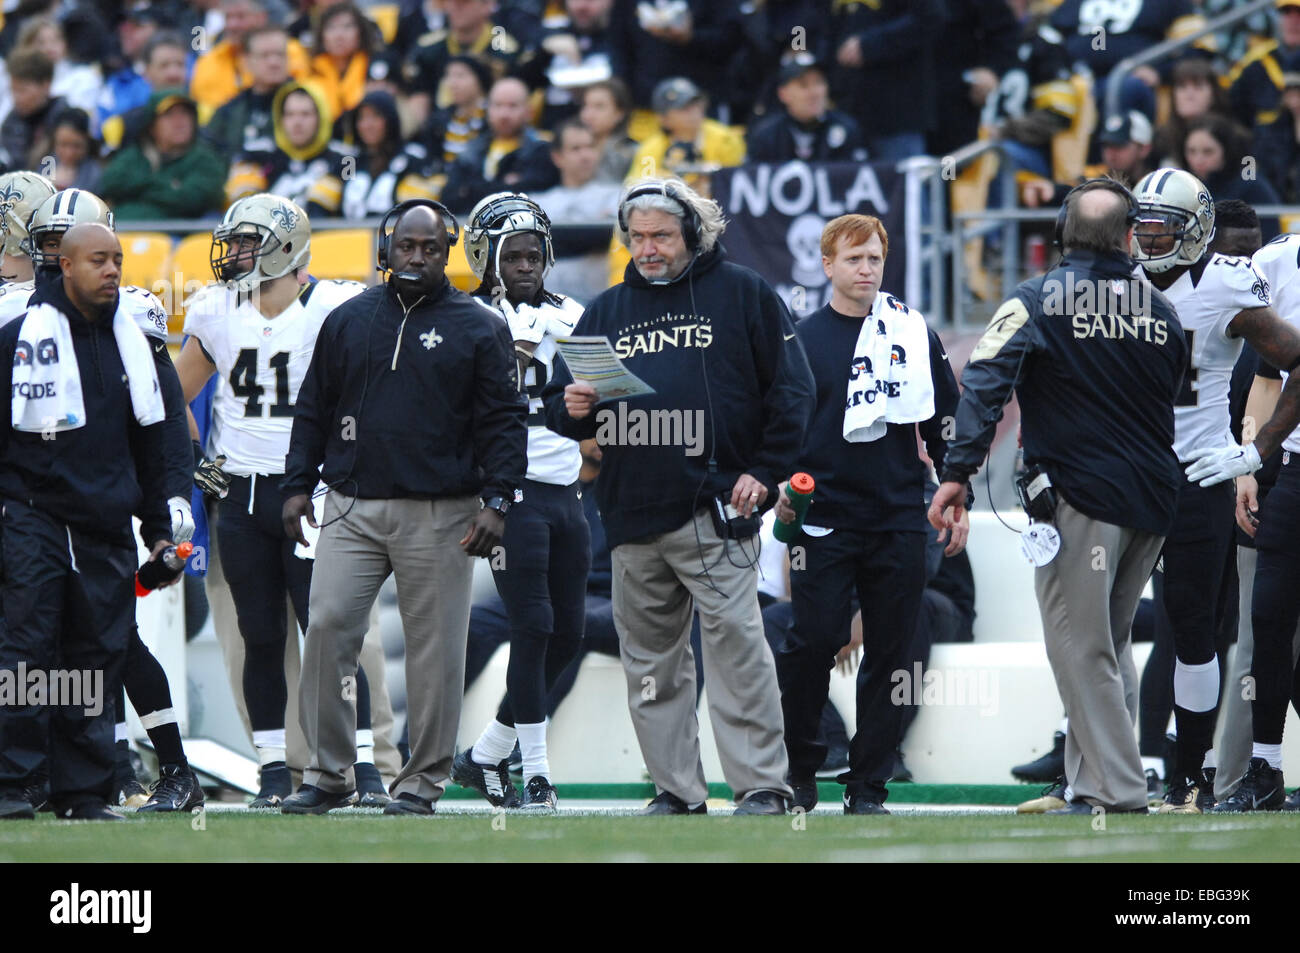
<box><xmin>377</xmin><ymin>198</ymin><xmax>460</xmax><ymax>273</ymax></box>
<box><xmin>618</xmin><ymin>181</ymin><xmax>701</xmax><ymax>251</ymax></box>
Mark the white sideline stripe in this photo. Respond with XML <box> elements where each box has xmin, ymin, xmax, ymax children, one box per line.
<box><xmin>199</xmin><ymin>801</ymin><xmax>1013</xmax><ymax>816</ymax></box>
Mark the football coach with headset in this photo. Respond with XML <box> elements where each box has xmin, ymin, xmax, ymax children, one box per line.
<box><xmin>929</xmin><ymin>179</ymin><xmax>1188</xmax><ymax>815</ymax></box>
<box><xmin>543</xmin><ymin>177</ymin><xmax>814</xmax><ymax>815</ymax></box>
<box><xmin>280</xmin><ymin>199</ymin><xmax>527</xmax><ymax>816</ymax></box>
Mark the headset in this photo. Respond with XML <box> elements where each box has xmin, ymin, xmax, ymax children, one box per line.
<box><xmin>1053</xmin><ymin>177</ymin><xmax>1140</xmax><ymax>250</ymax></box>
<box><xmin>617</xmin><ymin>179</ymin><xmax>702</xmax><ymax>251</ymax></box>
<box><xmin>376</xmin><ymin>198</ymin><xmax>460</xmax><ymax>273</ymax></box>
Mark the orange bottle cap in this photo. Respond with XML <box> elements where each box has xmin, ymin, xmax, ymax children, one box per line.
<box><xmin>790</xmin><ymin>472</ymin><xmax>815</xmax><ymax>494</ymax></box>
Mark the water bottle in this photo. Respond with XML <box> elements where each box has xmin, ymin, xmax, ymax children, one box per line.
<box><xmin>773</xmin><ymin>472</ymin><xmax>815</xmax><ymax>544</ymax></box>
<box><xmin>135</xmin><ymin>542</ymin><xmax>194</xmax><ymax>596</ymax></box>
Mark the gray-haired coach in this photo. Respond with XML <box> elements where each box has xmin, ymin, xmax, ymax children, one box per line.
<box><xmin>544</xmin><ymin>178</ymin><xmax>814</xmax><ymax>816</ymax></box>
<box><xmin>929</xmin><ymin>180</ymin><xmax>1188</xmax><ymax>815</ymax></box>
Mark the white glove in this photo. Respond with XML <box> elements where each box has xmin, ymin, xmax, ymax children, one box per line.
<box><xmin>168</xmin><ymin>496</ymin><xmax>195</xmax><ymax>544</ymax></box>
<box><xmin>1183</xmin><ymin>442</ymin><xmax>1262</xmax><ymax>487</ymax></box>
<box><xmin>499</xmin><ymin>297</ymin><xmax>545</xmax><ymax>344</ymax></box>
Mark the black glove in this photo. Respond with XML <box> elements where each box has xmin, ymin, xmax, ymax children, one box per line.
<box><xmin>193</xmin><ymin>439</ymin><xmax>231</xmax><ymax>500</ymax></box>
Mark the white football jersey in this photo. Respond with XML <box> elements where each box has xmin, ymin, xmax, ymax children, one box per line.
<box><xmin>1161</xmin><ymin>254</ymin><xmax>1269</xmax><ymax>462</ymax></box>
<box><xmin>1252</xmin><ymin>234</ymin><xmax>1300</xmax><ymax>455</ymax></box>
<box><xmin>0</xmin><ymin>280</ymin><xmax>169</xmax><ymax>341</ymax></box>
<box><xmin>184</xmin><ymin>278</ymin><xmax>365</xmax><ymax>476</ymax></box>
<box><xmin>497</xmin><ymin>293</ymin><xmax>584</xmax><ymax>486</ymax></box>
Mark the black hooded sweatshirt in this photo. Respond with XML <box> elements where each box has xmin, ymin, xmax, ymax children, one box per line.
<box><xmin>543</xmin><ymin>244</ymin><xmax>814</xmax><ymax>549</ymax></box>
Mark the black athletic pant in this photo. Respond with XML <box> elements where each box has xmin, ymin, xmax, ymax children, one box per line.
<box><xmin>777</xmin><ymin>527</ymin><xmax>927</xmax><ymax>799</ymax></box>
<box><xmin>113</xmin><ymin>626</ymin><xmax>185</xmax><ymax>766</ymax></box>
<box><xmin>217</xmin><ymin>474</ymin><xmax>372</xmax><ymax>736</ymax></box>
<box><xmin>0</xmin><ymin>500</ymin><xmax>134</xmax><ymax>808</ymax></box>
<box><xmin>1251</xmin><ymin>457</ymin><xmax>1300</xmax><ymax>746</ymax></box>
<box><xmin>1155</xmin><ymin>480</ymin><xmax>1236</xmax><ymax>779</ymax></box>
<box><xmin>490</xmin><ymin>480</ymin><xmax>590</xmax><ymax>727</ymax></box>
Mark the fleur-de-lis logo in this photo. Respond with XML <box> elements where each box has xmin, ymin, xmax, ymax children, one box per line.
<box><xmin>420</xmin><ymin>329</ymin><xmax>443</xmax><ymax>350</ymax></box>
<box><xmin>0</xmin><ymin>183</ymin><xmax>23</xmax><ymax>215</ymax></box>
<box><xmin>270</xmin><ymin>204</ymin><xmax>298</xmax><ymax>232</ymax></box>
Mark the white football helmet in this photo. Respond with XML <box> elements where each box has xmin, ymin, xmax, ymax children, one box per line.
<box><xmin>27</xmin><ymin>188</ymin><xmax>115</xmax><ymax>268</ymax></box>
<box><xmin>1131</xmin><ymin>168</ymin><xmax>1216</xmax><ymax>273</ymax></box>
<box><xmin>0</xmin><ymin>171</ymin><xmax>56</xmax><ymax>260</ymax></box>
<box><xmin>464</xmin><ymin>192</ymin><xmax>554</xmax><ymax>283</ymax></box>
<box><xmin>211</xmin><ymin>193</ymin><xmax>311</xmax><ymax>291</ymax></box>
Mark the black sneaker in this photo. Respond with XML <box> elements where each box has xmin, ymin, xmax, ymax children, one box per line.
<box><xmin>56</xmin><ymin>801</ymin><xmax>124</xmax><ymax>821</ymax></box>
<box><xmin>1283</xmin><ymin>787</ymin><xmax>1300</xmax><ymax>812</ymax></box>
<box><xmin>281</xmin><ymin>784</ymin><xmax>359</xmax><ymax>815</ymax></box>
<box><xmin>354</xmin><ymin>763</ymin><xmax>391</xmax><ymax>808</ymax></box>
<box><xmin>843</xmin><ymin>793</ymin><xmax>890</xmax><ymax>815</ymax></box>
<box><xmin>1210</xmin><ymin>758</ymin><xmax>1285</xmax><ymax>813</ymax></box>
<box><xmin>734</xmin><ymin>790</ymin><xmax>787</xmax><ymax>815</ymax></box>
<box><xmin>382</xmin><ymin>792</ymin><xmax>435</xmax><ymax>816</ymax></box>
<box><xmin>1197</xmin><ymin>768</ymin><xmax>1216</xmax><ymax>812</ymax></box>
<box><xmin>0</xmin><ymin>787</ymin><xmax>35</xmax><ymax>820</ymax></box>
<box><xmin>521</xmin><ymin>776</ymin><xmax>559</xmax><ymax>812</ymax></box>
<box><xmin>137</xmin><ymin>763</ymin><xmax>204</xmax><ymax>813</ymax></box>
<box><xmin>1017</xmin><ymin>776</ymin><xmax>1068</xmax><ymax>814</ymax></box>
<box><xmin>788</xmin><ymin>777</ymin><xmax>818</xmax><ymax>812</ymax></box>
<box><xmin>639</xmin><ymin>792</ymin><xmax>706</xmax><ymax>815</ymax></box>
<box><xmin>23</xmin><ymin>778</ymin><xmax>49</xmax><ymax>813</ymax></box>
<box><xmin>249</xmin><ymin>762</ymin><xmax>292</xmax><ymax>810</ymax></box>
<box><xmin>1011</xmin><ymin>731</ymin><xmax>1065</xmax><ymax>782</ymax></box>
<box><xmin>451</xmin><ymin>748</ymin><xmax>521</xmax><ymax>808</ymax></box>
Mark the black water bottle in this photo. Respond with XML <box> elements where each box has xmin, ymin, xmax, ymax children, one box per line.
<box><xmin>135</xmin><ymin>542</ymin><xmax>193</xmax><ymax>596</ymax></box>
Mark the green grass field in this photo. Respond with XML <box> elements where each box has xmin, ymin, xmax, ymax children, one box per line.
<box><xmin>4</xmin><ymin>807</ymin><xmax>1299</xmax><ymax>862</ymax></box>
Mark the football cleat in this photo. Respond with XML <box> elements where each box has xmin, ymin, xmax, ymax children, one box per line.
<box><xmin>354</xmin><ymin>762</ymin><xmax>391</xmax><ymax>808</ymax></box>
<box><xmin>1158</xmin><ymin>775</ymin><xmax>1202</xmax><ymax>814</ymax></box>
<box><xmin>1017</xmin><ymin>776</ymin><xmax>1068</xmax><ymax>814</ymax></box>
<box><xmin>451</xmin><ymin>748</ymin><xmax>521</xmax><ymax>808</ymax></box>
<box><xmin>1210</xmin><ymin>758</ymin><xmax>1285</xmax><ymax>813</ymax></box>
<box><xmin>1197</xmin><ymin>768</ymin><xmax>1216</xmax><ymax>812</ymax></box>
<box><xmin>1145</xmin><ymin>769</ymin><xmax>1164</xmax><ymax>808</ymax></box>
<box><xmin>1282</xmin><ymin>787</ymin><xmax>1300</xmax><ymax>812</ymax></box>
<box><xmin>137</xmin><ymin>763</ymin><xmax>205</xmax><ymax>813</ymax></box>
<box><xmin>115</xmin><ymin>774</ymin><xmax>149</xmax><ymax>810</ymax></box>
<box><xmin>249</xmin><ymin>762</ymin><xmax>292</xmax><ymax>810</ymax></box>
<box><xmin>0</xmin><ymin>787</ymin><xmax>35</xmax><ymax>820</ymax></box>
<box><xmin>521</xmin><ymin>776</ymin><xmax>559</xmax><ymax>812</ymax></box>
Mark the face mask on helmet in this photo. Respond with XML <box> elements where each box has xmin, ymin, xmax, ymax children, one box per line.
<box><xmin>210</xmin><ymin>196</ymin><xmax>309</xmax><ymax>291</ymax></box>
<box><xmin>26</xmin><ymin>189</ymin><xmax>115</xmax><ymax>269</ymax></box>
<box><xmin>465</xmin><ymin>193</ymin><xmax>555</xmax><ymax>285</ymax></box>
<box><xmin>1131</xmin><ymin>210</ymin><xmax>1193</xmax><ymax>271</ymax></box>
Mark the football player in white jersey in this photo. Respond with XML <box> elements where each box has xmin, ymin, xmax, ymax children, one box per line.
<box><xmin>173</xmin><ymin>194</ymin><xmax>389</xmax><ymax>809</ymax></box>
<box><xmin>4</xmin><ymin>186</ymin><xmax>205</xmax><ymax>813</ymax></box>
<box><xmin>451</xmin><ymin>193</ymin><xmax>589</xmax><ymax>812</ymax></box>
<box><xmin>0</xmin><ymin>170</ymin><xmax>55</xmax><ymax>287</ymax></box>
<box><xmin>1131</xmin><ymin>169</ymin><xmax>1300</xmax><ymax>813</ymax></box>
<box><xmin>1210</xmin><ymin>225</ymin><xmax>1300</xmax><ymax>811</ymax></box>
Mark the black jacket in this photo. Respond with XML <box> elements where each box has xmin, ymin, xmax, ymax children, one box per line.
<box><xmin>282</xmin><ymin>278</ymin><xmax>527</xmax><ymax>502</ymax></box>
<box><xmin>607</xmin><ymin>0</ymin><xmax>744</xmax><ymax>110</ymax></box>
<box><xmin>0</xmin><ymin>277</ymin><xmax>171</xmax><ymax>548</ymax></box>
<box><xmin>793</xmin><ymin>303</ymin><xmax>959</xmax><ymax>532</ymax></box>
<box><xmin>745</xmin><ymin>108</ymin><xmax>867</xmax><ymax>164</ymax></box>
<box><xmin>543</xmin><ymin>245</ymin><xmax>815</xmax><ymax>549</ymax></box>
<box><xmin>942</xmin><ymin>249</ymin><xmax>1188</xmax><ymax>536</ymax></box>
<box><xmin>440</xmin><ymin>129</ymin><xmax>559</xmax><ymax>215</ymax></box>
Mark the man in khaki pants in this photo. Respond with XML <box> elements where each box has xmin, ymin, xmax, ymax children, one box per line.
<box><xmin>545</xmin><ymin>178</ymin><xmax>814</xmax><ymax>815</ymax></box>
<box><xmin>279</xmin><ymin>201</ymin><xmax>526</xmax><ymax>815</ymax></box>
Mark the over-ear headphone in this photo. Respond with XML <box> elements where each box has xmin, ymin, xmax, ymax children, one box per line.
<box><xmin>376</xmin><ymin>198</ymin><xmax>460</xmax><ymax>272</ymax></box>
<box><xmin>1053</xmin><ymin>177</ymin><xmax>1140</xmax><ymax>250</ymax></box>
<box><xmin>617</xmin><ymin>180</ymin><xmax>701</xmax><ymax>251</ymax></box>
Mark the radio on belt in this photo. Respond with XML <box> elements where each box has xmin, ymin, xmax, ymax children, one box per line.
<box><xmin>1015</xmin><ymin>463</ymin><xmax>1058</xmax><ymax>523</ymax></box>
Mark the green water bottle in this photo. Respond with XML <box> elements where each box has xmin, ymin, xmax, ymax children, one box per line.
<box><xmin>773</xmin><ymin>472</ymin><xmax>815</xmax><ymax>543</ymax></box>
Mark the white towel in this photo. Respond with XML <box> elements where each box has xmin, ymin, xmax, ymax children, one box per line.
<box><xmin>842</xmin><ymin>292</ymin><xmax>934</xmax><ymax>443</ymax></box>
<box><xmin>11</xmin><ymin>300</ymin><xmax>164</xmax><ymax>434</ymax></box>
<box><xmin>294</xmin><ymin>481</ymin><xmax>330</xmax><ymax>560</ymax></box>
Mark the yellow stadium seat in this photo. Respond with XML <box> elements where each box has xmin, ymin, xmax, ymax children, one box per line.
<box><xmin>309</xmin><ymin>229</ymin><xmax>376</xmax><ymax>284</ymax></box>
<box><xmin>446</xmin><ymin>240</ymin><xmax>478</xmax><ymax>292</ymax></box>
<box><xmin>118</xmin><ymin>232</ymin><xmax>173</xmax><ymax>296</ymax></box>
<box><xmin>167</xmin><ymin>232</ymin><xmax>219</xmax><ymax>332</ymax></box>
<box><xmin>1282</xmin><ymin>214</ymin><xmax>1300</xmax><ymax>236</ymax></box>
<box><xmin>367</xmin><ymin>4</ymin><xmax>399</xmax><ymax>44</ymax></box>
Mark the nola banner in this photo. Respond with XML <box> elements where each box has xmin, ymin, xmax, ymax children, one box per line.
<box><xmin>712</xmin><ymin>160</ymin><xmax>908</xmax><ymax>317</ymax></box>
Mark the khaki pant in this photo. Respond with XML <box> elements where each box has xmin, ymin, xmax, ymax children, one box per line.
<box><xmin>299</xmin><ymin>494</ymin><xmax>478</xmax><ymax>800</ymax></box>
<box><xmin>1036</xmin><ymin>498</ymin><xmax>1163</xmax><ymax>811</ymax></box>
<box><xmin>205</xmin><ymin>505</ymin><xmax>400</xmax><ymax>782</ymax></box>
<box><xmin>612</xmin><ymin>509</ymin><xmax>791</xmax><ymax>805</ymax></box>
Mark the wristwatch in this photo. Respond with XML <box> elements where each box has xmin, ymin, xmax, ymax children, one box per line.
<box><xmin>481</xmin><ymin>495</ymin><xmax>511</xmax><ymax>518</ymax></box>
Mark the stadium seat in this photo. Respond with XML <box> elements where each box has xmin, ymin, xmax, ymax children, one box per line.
<box><xmin>309</xmin><ymin>229</ymin><xmax>375</xmax><ymax>284</ymax></box>
<box><xmin>118</xmin><ymin>232</ymin><xmax>173</xmax><ymax>297</ymax></box>
<box><xmin>168</xmin><ymin>232</ymin><xmax>217</xmax><ymax>332</ymax></box>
